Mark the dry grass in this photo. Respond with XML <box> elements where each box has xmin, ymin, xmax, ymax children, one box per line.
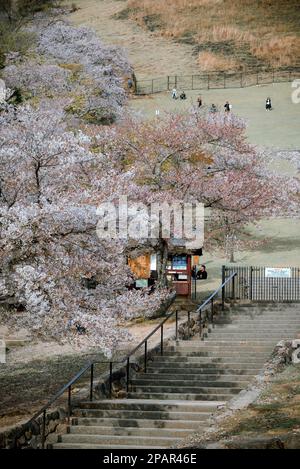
<box><xmin>197</xmin><ymin>51</ymin><xmax>238</xmax><ymax>71</ymax></box>
<box><xmin>124</xmin><ymin>0</ymin><xmax>300</xmax><ymax>71</ymax></box>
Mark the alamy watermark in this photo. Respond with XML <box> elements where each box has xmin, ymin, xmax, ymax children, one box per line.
<box><xmin>291</xmin><ymin>79</ymin><xmax>300</xmax><ymax>104</ymax></box>
<box><xmin>96</xmin><ymin>196</ymin><xmax>204</xmax><ymax>249</ymax></box>
<box><xmin>0</xmin><ymin>339</ymin><xmax>6</xmax><ymax>364</ymax></box>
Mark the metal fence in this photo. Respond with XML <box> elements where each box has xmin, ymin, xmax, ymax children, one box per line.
<box><xmin>223</xmin><ymin>265</ymin><xmax>300</xmax><ymax>302</ymax></box>
<box><xmin>135</xmin><ymin>67</ymin><xmax>300</xmax><ymax>95</ymax></box>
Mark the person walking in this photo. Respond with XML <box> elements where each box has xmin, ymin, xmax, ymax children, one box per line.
<box><xmin>197</xmin><ymin>96</ymin><xmax>202</xmax><ymax>108</ymax></box>
<box><xmin>224</xmin><ymin>101</ymin><xmax>231</xmax><ymax>112</ymax></box>
<box><xmin>172</xmin><ymin>88</ymin><xmax>178</xmax><ymax>99</ymax></box>
<box><xmin>265</xmin><ymin>97</ymin><xmax>272</xmax><ymax>110</ymax></box>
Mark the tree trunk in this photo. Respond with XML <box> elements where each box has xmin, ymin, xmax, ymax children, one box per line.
<box><xmin>156</xmin><ymin>238</ymin><xmax>169</xmax><ymax>288</ymax></box>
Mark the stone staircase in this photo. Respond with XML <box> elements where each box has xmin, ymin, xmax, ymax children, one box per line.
<box><xmin>52</xmin><ymin>303</ymin><xmax>300</xmax><ymax>449</ymax></box>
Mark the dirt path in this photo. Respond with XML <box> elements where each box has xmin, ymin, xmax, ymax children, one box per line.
<box><xmin>65</xmin><ymin>0</ymin><xmax>201</xmax><ymax>78</ymax></box>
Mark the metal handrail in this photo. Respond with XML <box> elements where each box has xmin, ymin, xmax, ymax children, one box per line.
<box><xmin>25</xmin><ymin>271</ymin><xmax>237</xmax><ymax>448</ymax></box>
<box><xmin>196</xmin><ymin>271</ymin><xmax>237</xmax><ymax>313</ymax></box>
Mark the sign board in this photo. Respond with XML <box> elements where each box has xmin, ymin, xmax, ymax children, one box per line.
<box><xmin>135</xmin><ymin>279</ymin><xmax>148</xmax><ymax>288</ymax></box>
<box><xmin>265</xmin><ymin>268</ymin><xmax>292</xmax><ymax>279</ymax></box>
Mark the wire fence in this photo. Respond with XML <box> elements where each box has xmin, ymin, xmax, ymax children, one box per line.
<box><xmin>135</xmin><ymin>67</ymin><xmax>300</xmax><ymax>95</ymax></box>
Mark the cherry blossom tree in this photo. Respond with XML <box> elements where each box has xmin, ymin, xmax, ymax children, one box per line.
<box><xmin>0</xmin><ymin>103</ymin><xmax>169</xmax><ymax>354</ymax></box>
<box><xmin>90</xmin><ymin>110</ymin><xmax>295</xmax><ymax>281</ymax></box>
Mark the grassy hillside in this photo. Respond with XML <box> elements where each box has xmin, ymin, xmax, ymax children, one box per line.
<box><xmin>118</xmin><ymin>0</ymin><xmax>300</xmax><ymax>71</ymax></box>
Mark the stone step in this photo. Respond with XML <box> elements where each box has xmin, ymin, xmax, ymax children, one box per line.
<box><xmin>213</xmin><ymin>325</ymin><xmax>298</xmax><ymax>330</ymax></box>
<box><xmin>52</xmin><ymin>443</ymin><xmax>168</xmax><ymax>449</ymax></box>
<box><xmin>145</xmin><ymin>369</ymin><xmax>259</xmax><ymax>377</ymax></box>
<box><xmin>152</xmin><ymin>356</ymin><xmax>266</xmax><ymax>364</ymax></box>
<box><xmin>127</xmin><ymin>392</ymin><xmax>234</xmax><ymax>400</ymax></box>
<box><xmin>69</xmin><ymin>425</ymin><xmax>197</xmax><ymax>438</ymax></box>
<box><xmin>130</xmin><ymin>386</ymin><xmax>242</xmax><ymax>395</ymax></box>
<box><xmin>58</xmin><ymin>434</ymin><xmax>181</xmax><ymax>446</ymax></box>
<box><xmin>131</xmin><ymin>379</ymin><xmax>250</xmax><ymax>387</ymax></box>
<box><xmin>73</xmin><ymin>417</ymin><xmax>210</xmax><ymax>428</ymax></box>
<box><xmin>147</xmin><ymin>362</ymin><xmax>262</xmax><ymax>370</ymax></box>
<box><xmin>206</xmin><ymin>329</ymin><xmax>297</xmax><ymax>341</ymax></box>
<box><xmin>78</xmin><ymin>399</ymin><xmax>223</xmax><ymax>412</ymax></box>
<box><xmin>74</xmin><ymin>408</ymin><xmax>217</xmax><ymax>420</ymax></box>
<box><xmin>161</xmin><ymin>351</ymin><xmax>271</xmax><ymax>358</ymax></box>
<box><xmin>135</xmin><ymin>373</ymin><xmax>254</xmax><ymax>381</ymax></box>
<box><xmin>165</xmin><ymin>347</ymin><xmax>273</xmax><ymax>353</ymax></box>
<box><xmin>204</xmin><ymin>338</ymin><xmax>280</xmax><ymax>344</ymax></box>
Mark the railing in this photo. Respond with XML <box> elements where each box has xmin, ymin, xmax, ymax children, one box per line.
<box><xmin>25</xmin><ymin>271</ymin><xmax>237</xmax><ymax>448</ymax></box>
<box><xmin>135</xmin><ymin>67</ymin><xmax>300</xmax><ymax>95</ymax></box>
<box><xmin>224</xmin><ymin>265</ymin><xmax>300</xmax><ymax>303</ymax></box>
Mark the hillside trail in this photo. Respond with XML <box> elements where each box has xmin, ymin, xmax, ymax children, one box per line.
<box><xmin>66</xmin><ymin>0</ymin><xmax>201</xmax><ymax>79</ymax></box>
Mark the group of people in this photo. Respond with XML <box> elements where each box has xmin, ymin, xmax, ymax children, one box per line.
<box><xmin>171</xmin><ymin>88</ymin><xmax>187</xmax><ymax>100</ymax></box>
<box><xmin>171</xmin><ymin>89</ymin><xmax>273</xmax><ymax>112</ymax></box>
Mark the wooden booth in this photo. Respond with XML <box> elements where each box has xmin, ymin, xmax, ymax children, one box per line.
<box><xmin>129</xmin><ymin>249</ymin><xmax>202</xmax><ymax>297</ymax></box>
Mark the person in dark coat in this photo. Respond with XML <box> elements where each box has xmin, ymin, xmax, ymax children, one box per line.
<box><xmin>265</xmin><ymin>97</ymin><xmax>272</xmax><ymax>110</ymax></box>
<box><xmin>197</xmin><ymin>265</ymin><xmax>208</xmax><ymax>280</ymax></box>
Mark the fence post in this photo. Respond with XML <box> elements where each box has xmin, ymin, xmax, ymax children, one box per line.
<box><xmin>160</xmin><ymin>325</ymin><xmax>164</xmax><ymax>355</ymax></box>
<box><xmin>126</xmin><ymin>358</ymin><xmax>130</xmax><ymax>393</ymax></box>
<box><xmin>175</xmin><ymin>310</ymin><xmax>178</xmax><ymax>340</ymax></box>
<box><xmin>192</xmin><ymin>75</ymin><xmax>194</xmax><ymax>90</ymax></box>
<box><xmin>249</xmin><ymin>266</ymin><xmax>253</xmax><ymax>301</ymax></box>
<box><xmin>67</xmin><ymin>385</ymin><xmax>72</xmax><ymax>424</ymax></box>
<box><xmin>240</xmin><ymin>72</ymin><xmax>243</xmax><ymax>88</ymax></box>
<box><xmin>256</xmin><ymin>71</ymin><xmax>259</xmax><ymax>85</ymax></box>
<box><xmin>167</xmin><ymin>76</ymin><xmax>170</xmax><ymax>91</ymax></box>
<box><xmin>109</xmin><ymin>362</ymin><xmax>113</xmax><ymax>398</ymax></box>
<box><xmin>222</xmin><ymin>265</ymin><xmax>226</xmax><ymax>310</ymax></box>
<box><xmin>144</xmin><ymin>340</ymin><xmax>147</xmax><ymax>373</ymax></box>
<box><xmin>232</xmin><ymin>275</ymin><xmax>236</xmax><ymax>300</ymax></box>
<box><xmin>207</xmin><ymin>74</ymin><xmax>210</xmax><ymax>90</ymax></box>
<box><xmin>199</xmin><ymin>309</ymin><xmax>202</xmax><ymax>338</ymax></box>
<box><xmin>175</xmin><ymin>75</ymin><xmax>177</xmax><ymax>89</ymax></box>
<box><xmin>89</xmin><ymin>363</ymin><xmax>94</xmax><ymax>401</ymax></box>
<box><xmin>41</xmin><ymin>410</ymin><xmax>46</xmax><ymax>449</ymax></box>
<box><xmin>211</xmin><ymin>299</ymin><xmax>214</xmax><ymax>326</ymax></box>
<box><xmin>224</xmin><ymin>72</ymin><xmax>226</xmax><ymax>89</ymax></box>
<box><xmin>151</xmin><ymin>79</ymin><xmax>154</xmax><ymax>94</ymax></box>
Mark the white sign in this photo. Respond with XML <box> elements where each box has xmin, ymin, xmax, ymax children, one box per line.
<box><xmin>265</xmin><ymin>268</ymin><xmax>291</xmax><ymax>279</ymax></box>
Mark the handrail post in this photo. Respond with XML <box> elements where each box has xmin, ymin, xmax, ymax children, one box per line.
<box><xmin>232</xmin><ymin>274</ymin><xmax>236</xmax><ymax>300</ymax></box>
<box><xmin>67</xmin><ymin>385</ymin><xmax>72</xmax><ymax>424</ymax></box>
<box><xmin>41</xmin><ymin>409</ymin><xmax>46</xmax><ymax>449</ymax></box>
<box><xmin>175</xmin><ymin>310</ymin><xmax>178</xmax><ymax>340</ymax></box>
<box><xmin>188</xmin><ymin>311</ymin><xmax>191</xmax><ymax>338</ymax></box>
<box><xmin>144</xmin><ymin>340</ymin><xmax>147</xmax><ymax>373</ymax></box>
<box><xmin>199</xmin><ymin>309</ymin><xmax>202</xmax><ymax>338</ymax></box>
<box><xmin>160</xmin><ymin>324</ymin><xmax>164</xmax><ymax>355</ymax></box>
<box><xmin>126</xmin><ymin>358</ymin><xmax>130</xmax><ymax>393</ymax></box>
<box><xmin>89</xmin><ymin>363</ymin><xmax>94</xmax><ymax>401</ymax></box>
<box><xmin>222</xmin><ymin>265</ymin><xmax>226</xmax><ymax>310</ymax></box>
<box><xmin>109</xmin><ymin>362</ymin><xmax>113</xmax><ymax>398</ymax></box>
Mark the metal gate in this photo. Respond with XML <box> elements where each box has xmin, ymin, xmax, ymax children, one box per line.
<box><xmin>223</xmin><ymin>266</ymin><xmax>300</xmax><ymax>302</ymax></box>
